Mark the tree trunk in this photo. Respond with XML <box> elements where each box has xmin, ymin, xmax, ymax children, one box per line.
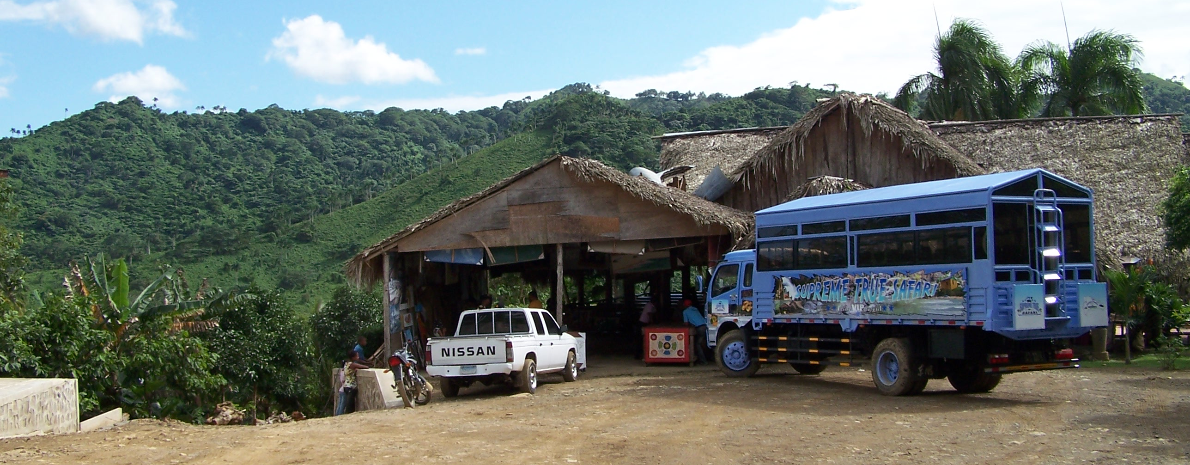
<box><xmin>1124</xmin><ymin>325</ymin><xmax>1132</xmax><ymax>364</ymax></box>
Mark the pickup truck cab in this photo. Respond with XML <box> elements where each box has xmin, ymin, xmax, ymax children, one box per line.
<box><xmin>425</xmin><ymin>308</ymin><xmax>585</xmax><ymax>396</ymax></box>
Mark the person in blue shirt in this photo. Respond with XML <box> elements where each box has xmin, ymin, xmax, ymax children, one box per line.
<box><xmin>354</xmin><ymin>336</ymin><xmax>368</xmax><ymax>362</ymax></box>
<box><xmin>681</xmin><ymin>298</ymin><xmax>708</xmax><ymax>364</ymax></box>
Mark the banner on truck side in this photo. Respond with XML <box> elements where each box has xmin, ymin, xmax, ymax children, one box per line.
<box><xmin>772</xmin><ymin>269</ymin><xmax>967</xmax><ymax>318</ymax></box>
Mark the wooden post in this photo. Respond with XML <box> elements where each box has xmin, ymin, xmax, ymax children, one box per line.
<box><xmin>555</xmin><ymin>243</ymin><xmax>564</xmax><ymax>324</ymax></box>
<box><xmin>382</xmin><ymin>252</ymin><xmax>392</xmax><ymax>360</ymax></box>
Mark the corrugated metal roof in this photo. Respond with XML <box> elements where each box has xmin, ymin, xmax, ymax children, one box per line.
<box><xmin>758</xmin><ymin>168</ymin><xmax>1082</xmax><ymax>214</ymax></box>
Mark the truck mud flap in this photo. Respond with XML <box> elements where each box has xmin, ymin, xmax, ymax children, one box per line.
<box><xmin>984</xmin><ymin>360</ymin><xmax>1079</xmax><ymax>374</ymax></box>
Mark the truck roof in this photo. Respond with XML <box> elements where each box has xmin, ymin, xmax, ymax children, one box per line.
<box><xmin>757</xmin><ymin>168</ymin><xmax>1089</xmax><ymax>215</ymax></box>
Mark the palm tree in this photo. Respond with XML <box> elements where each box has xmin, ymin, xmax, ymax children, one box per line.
<box><xmin>893</xmin><ymin>19</ymin><xmax>1025</xmax><ymax>121</ymax></box>
<box><xmin>1018</xmin><ymin>31</ymin><xmax>1146</xmax><ymax>117</ymax></box>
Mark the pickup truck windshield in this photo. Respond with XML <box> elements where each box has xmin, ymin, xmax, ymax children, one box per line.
<box><xmin>456</xmin><ymin>310</ymin><xmax>533</xmax><ymax>336</ymax></box>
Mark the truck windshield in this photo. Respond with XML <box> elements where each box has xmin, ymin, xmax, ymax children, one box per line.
<box><xmin>712</xmin><ymin>264</ymin><xmax>739</xmax><ymax>297</ymax></box>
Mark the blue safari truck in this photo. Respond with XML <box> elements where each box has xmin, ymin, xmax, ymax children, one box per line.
<box><xmin>706</xmin><ymin>168</ymin><xmax>1109</xmax><ymax>395</ymax></box>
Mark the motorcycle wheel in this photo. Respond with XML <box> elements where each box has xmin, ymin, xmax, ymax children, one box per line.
<box><xmin>414</xmin><ymin>375</ymin><xmax>432</xmax><ymax>405</ymax></box>
<box><xmin>397</xmin><ymin>371</ymin><xmax>414</xmax><ymax>408</ymax></box>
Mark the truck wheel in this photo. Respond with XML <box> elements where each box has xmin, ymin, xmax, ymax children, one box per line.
<box><xmin>947</xmin><ymin>364</ymin><xmax>1002</xmax><ymax>393</ymax></box>
<box><xmin>440</xmin><ymin>378</ymin><xmax>460</xmax><ymax>398</ymax></box>
<box><xmin>519</xmin><ymin>358</ymin><xmax>537</xmax><ymax>394</ymax></box>
<box><xmin>791</xmin><ymin>362</ymin><xmax>827</xmax><ymax>375</ymax></box>
<box><xmin>715</xmin><ymin>330</ymin><xmax>759</xmax><ymax>378</ymax></box>
<box><xmin>562</xmin><ymin>351</ymin><xmax>578</xmax><ymax>382</ymax></box>
<box><xmin>871</xmin><ymin>338</ymin><xmax>922</xmax><ymax>396</ymax></box>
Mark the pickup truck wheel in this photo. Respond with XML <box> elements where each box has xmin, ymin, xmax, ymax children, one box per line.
<box><xmin>562</xmin><ymin>351</ymin><xmax>578</xmax><ymax>382</ymax></box>
<box><xmin>715</xmin><ymin>330</ymin><xmax>760</xmax><ymax>378</ymax></box>
<box><xmin>440</xmin><ymin>378</ymin><xmax>460</xmax><ymax>398</ymax></box>
<box><xmin>871</xmin><ymin>338</ymin><xmax>922</xmax><ymax>396</ymax></box>
<box><xmin>518</xmin><ymin>358</ymin><xmax>537</xmax><ymax>394</ymax></box>
<box><xmin>948</xmin><ymin>364</ymin><xmax>1002</xmax><ymax>393</ymax></box>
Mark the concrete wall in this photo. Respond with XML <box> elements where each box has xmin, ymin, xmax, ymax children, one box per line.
<box><xmin>0</xmin><ymin>378</ymin><xmax>79</xmax><ymax>439</ymax></box>
<box><xmin>333</xmin><ymin>368</ymin><xmax>402</xmax><ymax>414</ymax></box>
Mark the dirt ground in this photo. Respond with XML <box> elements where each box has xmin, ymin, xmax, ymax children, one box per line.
<box><xmin>3</xmin><ymin>357</ymin><xmax>1189</xmax><ymax>465</ymax></box>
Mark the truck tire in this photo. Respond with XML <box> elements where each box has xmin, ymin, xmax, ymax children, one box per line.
<box><xmin>440</xmin><ymin>378</ymin><xmax>460</xmax><ymax>398</ymax></box>
<box><xmin>871</xmin><ymin>338</ymin><xmax>923</xmax><ymax>396</ymax></box>
<box><xmin>562</xmin><ymin>350</ymin><xmax>578</xmax><ymax>382</ymax></box>
<box><xmin>791</xmin><ymin>362</ymin><xmax>827</xmax><ymax>375</ymax></box>
<box><xmin>715</xmin><ymin>330</ymin><xmax>760</xmax><ymax>378</ymax></box>
<box><xmin>947</xmin><ymin>364</ymin><xmax>1002</xmax><ymax>393</ymax></box>
<box><xmin>518</xmin><ymin>358</ymin><xmax>537</xmax><ymax>394</ymax></box>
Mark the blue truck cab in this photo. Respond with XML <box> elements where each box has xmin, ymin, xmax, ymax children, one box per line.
<box><xmin>705</xmin><ymin>168</ymin><xmax>1109</xmax><ymax>395</ymax></box>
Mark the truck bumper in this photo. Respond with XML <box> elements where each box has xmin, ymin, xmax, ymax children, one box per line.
<box><xmin>427</xmin><ymin>363</ymin><xmax>515</xmax><ymax>378</ymax></box>
<box><xmin>984</xmin><ymin>360</ymin><xmax>1079</xmax><ymax>374</ymax></box>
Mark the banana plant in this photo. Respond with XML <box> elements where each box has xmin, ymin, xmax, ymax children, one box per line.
<box><xmin>64</xmin><ymin>255</ymin><xmax>246</xmax><ymax>350</ymax></box>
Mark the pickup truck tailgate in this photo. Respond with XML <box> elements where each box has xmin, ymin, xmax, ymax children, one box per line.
<box><xmin>430</xmin><ymin>337</ymin><xmax>506</xmax><ymax>366</ymax></box>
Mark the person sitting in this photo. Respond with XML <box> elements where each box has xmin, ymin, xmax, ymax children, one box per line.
<box><xmin>681</xmin><ymin>298</ymin><xmax>709</xmax><ymax>365</ymax></box>
<box><xmin>527</xmin><ymin>291</ymin><xmax>543</xmax><ymax>309</ymax></box>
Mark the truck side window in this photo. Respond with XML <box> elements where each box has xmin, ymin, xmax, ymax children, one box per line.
<box><xmin>476</xmin><ymin>312</ymin><xmax>494</xmax><ymax>335</ymax></box>
<box><xmin>531</xmin><ymin>311</ymin><xmax>546</xmax><ymax>335</ymax></box>
<box><xmin>743</xmin><ymin>263</ymin><xmax>753</xmax><ymax>288</ymax></box>
<box><xmin>511</xmin><ymin>311</ymin><xmax>531</xmax><ymax>333</ymax></box>
<box><xmin>712</xmin><ymin>264</ymin><xmax>739</xmax><ymax>297</ymax></box>
<box><xmin>492</xmin><ymin>310</ymin><xmax>511</xmax><ymax>334</ymax></box>
<box><xmin>541</xmin><ymin>312</ymin><xmax>564</xmax><ymax>335</ymax></box>
<box><xmin>458</xmin><ymin>313</ymin><xmax>477</xmax><ymax>336</ymax></box>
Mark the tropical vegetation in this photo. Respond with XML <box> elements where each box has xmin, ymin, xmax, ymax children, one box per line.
<box><xmin>894</xmin><ymin>19</ymin><xmax>1149</xmax><ymax>121</ymax></box>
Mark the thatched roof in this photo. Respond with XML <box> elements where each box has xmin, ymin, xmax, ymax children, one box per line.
<box><xmin>346</xmin><ymin>155</ymin><xmax>753</xmax><ymax>285</ymax></box>
<box><xmin>735</xmin><ymin>93</ymin><xmax>983</xmax><ymax>186</ymax></box>
<box><xmin>931</xmin><ymin>113</ymin><xmax>1188</xmax><ymax>266</ymax></box>
<box><xmin>656</xmin><ymin>127</ymin><xmax>786</xmax><ymax>192</ymax></box>
<box><xmin>783</xmin><ymin>176</ymin><xmax>870</xmax><ymax>203</ymax></box>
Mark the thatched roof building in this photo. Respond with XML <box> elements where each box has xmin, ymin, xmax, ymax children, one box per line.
<box><xmin>655</xmin><ymin>127</ymin><xmax>786</xmax><ymax>195</ymax></box>
<box><xmin>931</xmin><ymin>114</ymin><xmax>1188</xmax><ymax>264</ymax></box>
<box><xmin>783</xmin><ymin>175</ymin><xmax>870</xmax><ymax>203</ymax></box>
<box><xmin>711</xmin><ymin>93</ymin><xmax>983</xmax><ymax>212</ymax></box>
<box><xmin>346</xmin><ymin>155</ymin><xmax>753</xmax><ymax>285</ymax></box>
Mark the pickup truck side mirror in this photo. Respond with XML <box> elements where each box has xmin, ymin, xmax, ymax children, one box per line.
<box><xmin>560</xmin><ymin>324</ymin><xmax>569</xmax><ymax>333</ymax></box>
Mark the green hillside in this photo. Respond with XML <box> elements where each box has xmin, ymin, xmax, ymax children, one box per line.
<box><xmin>8</xmin><ymin>85</ymin><xmax>839</xmax><ymax>302</ymax></box>
<box><xmin>175</xmin><ymin>130</ymin><xmax>555</xmax><ymax>305</ymax></box>
<box><xmin>1142</xmin><ymin>73</ymin><xmax>1190</xmax><ymax>131</ymax></box>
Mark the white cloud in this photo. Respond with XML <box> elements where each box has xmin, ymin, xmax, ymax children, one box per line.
<box><xmin>599</xmin><ymin>0</ymin><xmax>1190</xmax><ymax>98</ymax></box>
<box><xmin>93</xmin><ymin>64</ymin><xmax>185</xmax><ymax>108</ymax></box>
<box><xmin>0</xmin><ymin>76</ymin><xmax>12</xmax><ymax>98</ymax></box>
<box><xmin>313</xmin><ymin>89</ymin><xmax>554</xmax><ymax>112</ymax></box>
<box><xmin>455</xmin><ymin>47</ymin><xmax>486</xmax><ymax>56</ymax></box>
<box><xmin>0</xmin><ymin>0</ymin><xmax>187</xmax><ymax>43</ymax></box>
<box><xmin>269</xmin><ymin>15</ymin><xmax>438</xmax><ymax>85</ymax></box>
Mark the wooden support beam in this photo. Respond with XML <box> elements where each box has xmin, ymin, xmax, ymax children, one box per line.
<box><xmin>555</xmin><ymin>243</ymin><xmax>564</xmax><ymax>324</ymax></box>
<box><xmin>382</xmin><ymin>252</ymin><xmax>392</xmax><ymax>360</ymax></box>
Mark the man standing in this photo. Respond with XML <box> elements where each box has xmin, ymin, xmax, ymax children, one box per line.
<box><xmin>353</xmin><ymin>336</ymin><xmax>367</xmax><ymax>362</ymax></box>
<box><xmin>681</xmin><ymin>298</ymin><xmax>708</xmax><ymax>365</ymax></box>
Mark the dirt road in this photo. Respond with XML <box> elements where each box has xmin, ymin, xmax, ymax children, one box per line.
<box><xmin>3</xmin><ymin>360</ymin><xmax>1189</xmax><ymax>464</ymax></box>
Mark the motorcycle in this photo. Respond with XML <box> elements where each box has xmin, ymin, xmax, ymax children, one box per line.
<box><xmin>388</xmin><ymin>339</ymin><xmax>432</xmax><ymax>408</ymax></box>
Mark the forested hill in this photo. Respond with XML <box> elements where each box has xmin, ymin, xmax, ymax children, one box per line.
<box><xmin>1</xmin><ymin>83</ymin><xmax>837</xmax><ymax>295</ymax></box>
<box><xmin>1142</xmin><ymin>73</ymin><xmax>1190</xmax><ymax>131</ymax></box>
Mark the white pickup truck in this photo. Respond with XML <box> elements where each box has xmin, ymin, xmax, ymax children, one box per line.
<box><xmin>425</xmin><ymin>307</ymin><xmax>586</xmax><ymax>397</ymax></box>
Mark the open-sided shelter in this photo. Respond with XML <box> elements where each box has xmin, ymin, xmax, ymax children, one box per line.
<box><xmin>346</xmin><ymin>155</ymin><xmax>752</xmax><ymax>357</ymax></box>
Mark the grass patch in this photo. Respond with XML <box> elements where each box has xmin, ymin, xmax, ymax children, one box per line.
<box><xmin>1082</xmin><ymin>353</ymin><xmax>1188</xmax><ymax>371</ymax></box>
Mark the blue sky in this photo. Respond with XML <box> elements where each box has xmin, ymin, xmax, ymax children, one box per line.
<box><xmin>1</xmin><ymin>0</ymin><xmax>1187</xmax><ymax>132</ymax></box>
